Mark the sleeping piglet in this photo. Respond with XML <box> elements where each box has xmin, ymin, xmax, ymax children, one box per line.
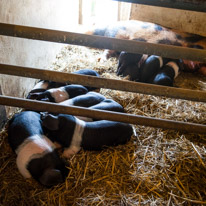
<box><xmin>140</xmin><ymin>55</ymin><xmax>179</xmax><ymax>86</ymax></box>
<box><xmin>27</xmin><ymin>69</ymin><xmax>100</xmax><ymax>101</ymax></box>
<box><xmin>60</xmin><ymin>91</ymin><xmax>106</xmax><ymax>107</ymax></box>
<box><xmin>73</xmin><ymin>69</ymin><xmax>100</xmax><ymax>91</ymax></box>
<box><xmin>151</xmin><ymin>61</ymin><xmax>179</xmax><ymax>86</ymax></box>
<box><xmin>59</xmin><ymin>91</ymin><xmax>125</xmax><ymax>121</ymax></box>
<box><xmin>27</xmin><ymin>84</ymin><xmax>88</xmax><ymax>103</ymax></box>
<box><xmin>41</xmin><ymin>114</ymin><xmax>133</xmax><ymax>158</ymax></box>
<box><xmin>8</xmin><ymin>111</ymin><xmax>68</xmax><ymax>187</ymax></box>
<box><xmin>117</xmin><ymin>51</ymin><xmax>143</xmax><ymax>81</ymax></box>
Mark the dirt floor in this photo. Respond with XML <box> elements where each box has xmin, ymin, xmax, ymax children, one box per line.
<box><xmin>0</xmin><ymin>45</ymin><xmax>206</xmax><ymax>206</ymax></box>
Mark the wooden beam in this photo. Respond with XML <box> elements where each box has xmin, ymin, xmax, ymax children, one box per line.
<box><xmin>0</xmin><ymin>23</ymin><xmax>205</xmax><ymax>62</ymax></box>
<box><xmin>1</xmin><ymin>95</ymin><xmax>206</xmax><ymax>134</ymax></box>
<box><xmin>1</xmin><ymin>63</ymin><xmax>206</xmax><ymax>102</ymax></box>
<box><xmin>113</xmin><ymin>0</ymin><xmax>206</xmax><ymax>12</ymax></box>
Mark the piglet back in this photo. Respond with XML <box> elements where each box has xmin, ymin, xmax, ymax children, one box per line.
<box><xmin>8</xmin><ymin>111</ymin><xmax>43</xmax><ymax>151</ymax></box>
<box><xmin>82</xmin><ymin>120</ymin><xmax>133</xmax><ymax>150</ymax></box>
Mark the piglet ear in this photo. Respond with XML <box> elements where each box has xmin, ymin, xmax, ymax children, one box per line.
<box><xmin>117</xmin><ymin>65</ymin><xmax>125</xmax><ymax>76</ymax></box>
<box><xmin>39</xmin><ymin>168</ymin><xmax>63</xmax><ymax>187</ymax></box>
<box><xmin>41</xmin><ymin>113</ymin><xmax>59</xmax><ymax>130</ymax></box>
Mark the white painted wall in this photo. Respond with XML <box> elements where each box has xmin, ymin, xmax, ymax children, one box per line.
<box><xmin>0</xmin><ymin>0</ymin><xmax>79</xmax><ymax>116</ymax></box>
<box><xmin>130</xmin><ymin>4</ymin><xmax>206</xmax><ymax>36</ymax></box>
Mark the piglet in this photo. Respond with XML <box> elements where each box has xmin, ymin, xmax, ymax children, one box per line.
<box><xmin>27</xmin><ymin>84</ymin><xmax>88</xmax><ymax>102</ymax></box>
<box><xmin>140</xmin><ymin>55</ymin><xmax>166</xmax><ymax>83</ymax></box>
<box><xmin>27</xmin><ymin>80</ymin><xmax>67</xmax><ymax>99</ymax></box>
<box><xmin>8</xmin><ymin>111</ymin><xmax>68</xmax><ymax>187</ymax></box>
<box><xmin>26</xmin><ymin>80</ymin><xmax>50</xmax><ymax>99</ymax></box>
<box><xmin>151</xmin><ymin>61</ymin><xmax>179</xmax><ymax>86</ymax></box>
<box><xmin>139</xmin><ymin>55</ymin><xmax>180</xmax><ymax>86</ymax></box>
<box><xmin>59</xmin><ymin>92</ymin><xmax>124</xmax><ymax>121</ymax></box>
<box><xmin>27</xmin><ymin>69</ymin><xmax>100</xmax><ymax>101</ymax></box>
<box><xmin>73</xmin><ymin>69</ymin><xmax>100</xmax><ymax>91</ymax></box>
<box><xmin>41</xmin><ymin>114</ymin><xmax>133</xmax><ymax>158</ymax></box>
<box><xmin>117</xmin><ymin>51</ymin><xmax>143</xmax><ymax>81</ymax></box>
<box><xmin>59</xmin><ymin>91</ymin><xmax>106</xmax><ymax>107</ymax></box>
<box><xmin>89</xmin><ymin>99</ymin><xmax>125</xmax><ymax>113</ymax></box>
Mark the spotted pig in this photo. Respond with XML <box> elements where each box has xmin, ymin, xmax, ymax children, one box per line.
<box><xmin>86</xmin><ymin>20</ymin><xmax>206</xmax><ymax>79</ymax></box>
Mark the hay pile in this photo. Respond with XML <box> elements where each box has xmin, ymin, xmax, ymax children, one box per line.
<box><xmin>1</xmin><ymin>45</ymin><xmax>206</xmax><ymax>205</ymax></box>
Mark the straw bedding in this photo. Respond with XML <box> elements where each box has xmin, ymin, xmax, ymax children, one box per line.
<box><xmin>0</xmin><ymin>45</ymin><xmax>206</xmax><ymax>205</ymax></box>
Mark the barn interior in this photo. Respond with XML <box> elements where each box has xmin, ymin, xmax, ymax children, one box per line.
<box><xmin>0</xmin><ymin>0</ymin><xmax>206</xmax><ymax>205</ymax></box>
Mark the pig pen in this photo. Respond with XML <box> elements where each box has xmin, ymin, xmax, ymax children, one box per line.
<box><xmin>0</xmin><ymin>44</ymin><xmax>206</xmax><ymax>205</ymax></box>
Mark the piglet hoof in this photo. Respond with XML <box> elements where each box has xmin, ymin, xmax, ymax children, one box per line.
<box><xmin>63</xmin><ymin>147</ymin><xmax>81</xmax><ymax>159</ymax></box>
<box><xmin>54</xmin><ymin>142</ymin><xmax>62</xmax><ymax>149</ymax></box>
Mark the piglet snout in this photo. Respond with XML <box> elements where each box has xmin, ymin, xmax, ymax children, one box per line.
<box><xmin>117</xmin><ymin>51</ymin><xmax>142</xmax><ymax>81</ymax></box>
<box><xmin>39</xmin><ymin>168</ymin><xmax>64</xmax><ymax>187</ymax></box>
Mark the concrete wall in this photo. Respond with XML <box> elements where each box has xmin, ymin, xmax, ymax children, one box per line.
<box><xmin>130</xmin><ymin>4</ymin><xmax>206</xmax><ymax>36</ymax></box>
<box><xmin>0</xmin><ymin>0</ymin><xmax>79</xmax><ymax>118</ymax></box>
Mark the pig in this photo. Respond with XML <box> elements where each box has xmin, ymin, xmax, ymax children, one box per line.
<box><xmin>8</xmin><ymin>111</ymin><xmax>68</xmax><ymax>187</ymax></box>
<box><xmin>86</xmin><ymin>20</ymin><xmax>206</xmax><ymax>77</ymax></box>
<box><xmin>41</xmin><ymin>113</ymin><xmax>133</xmax><ymax>158</ymax></box>
<box><xmin>40</xmin><ymin>91</ymin><xmax>131</xmax><ymax>158</ymax></box>
<box><xmin>27</xmin><ymin>69</ymin><xmax>100</xmax><ymax>101</ymax></box>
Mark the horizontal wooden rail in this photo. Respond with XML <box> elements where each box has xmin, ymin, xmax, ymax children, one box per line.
<box><xmin>0</xmin><ymin>23</ymin><xmax>205</xmax><ymax>62</ymax></box>
<box><xmin>0</xmin><ymin>63</ymin><xmax>206</xmax><ymax>102</ymax></box>
<box><xmin>0</xmin><ymin>95</ymin><xmax>205</xmax><ymax>134</ymax></box>
<box><xmin>113</xmin><ymin>0</ymin><xmax>206</xmax><ymax>12</ymax></box>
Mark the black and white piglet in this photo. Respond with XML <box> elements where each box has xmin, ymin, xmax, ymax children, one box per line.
<box><xmin>60</xmin><ymin>91</ymin><xmax>106</xmax><ymax>108</ymax></box>
<box><xmin>59</xmin><ymin>91</ymin><xmax>125</xmax><ymax>121</ymax></box>
<box><xmin>117</xmin><ymin>51</ymin><xmax>143</xmax><ymax>81</ymax></box>
<box><xmin>27</xmin><ymin>69</ymin><xmax>100</xmax><ymax>101</ymax></box>
<box><xmin>140</xmin><ymin>55</ymin><xmax>179</xmax><ymax>86</ymax></box>
<box><xmin>117</xmin><ymin>52</ymin><xmax>179</xmax><ymax>86</ymax></box>
<box><xmin>73</xmin><ymin>69</ymin><xmax>100</xmax><ymax>91</ymax></box>
<box><xmin>28</xmin><ymin>84</ymin><xmax>88</xmax><ymax>103</ymax></box>
<box><xmin>151</xmin><ymin>61</ymin><xmax>179</xmax><ymax>86</ymax></box>
<box><xmin>41</xmin><ymin>113</ymin><xmax>133</xmax><ymax>158</ymax></box>
<box><xmin>8</xmin><ymin>111</ymin><xmax>68</xmax><ymax>187</ymax></box>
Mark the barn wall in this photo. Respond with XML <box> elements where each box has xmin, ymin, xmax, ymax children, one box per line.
<box><xmin>0</xmin><ymin>0</ymin><xmax>79</xmax><ymax>118</ymax></box>
<box><xmin>130</xmin><ymin>5</ymin><xmax>206</xmax><ymax>36</ymax></box>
